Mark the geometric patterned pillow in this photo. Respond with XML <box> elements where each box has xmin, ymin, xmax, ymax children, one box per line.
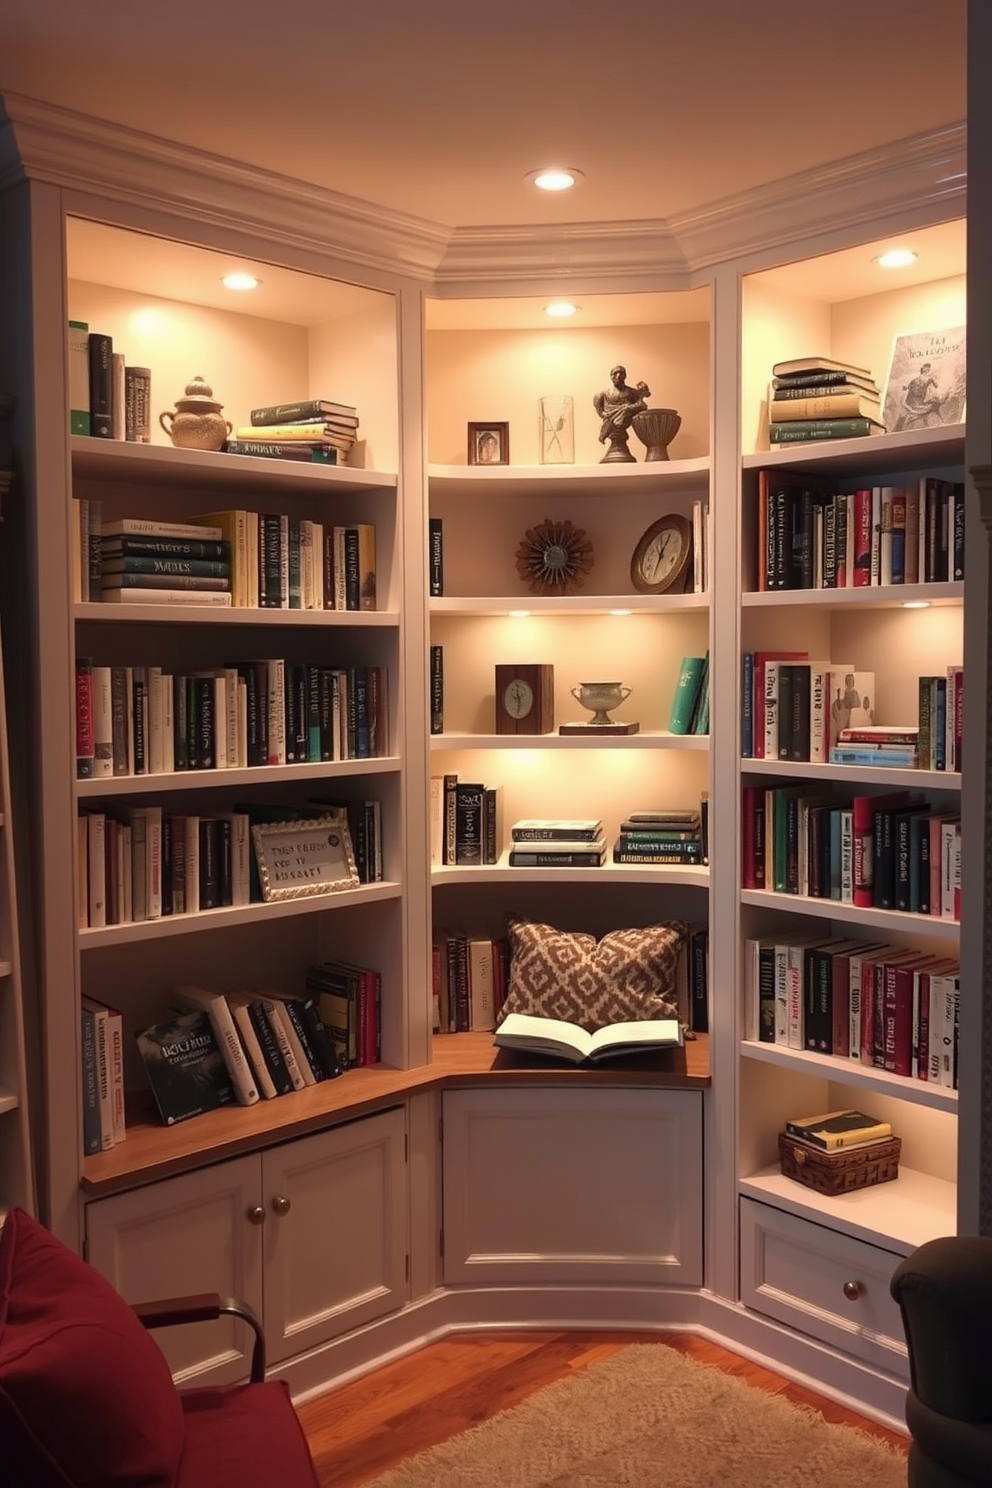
<box><xmin>498</xmin><ymin>916</ymin><xmax>687</xmax><ymax>1033</ymax></box>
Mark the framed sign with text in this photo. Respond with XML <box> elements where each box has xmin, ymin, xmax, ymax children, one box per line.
<box><xmin>251</xmin><ymin>812</ymin><xmax>359</xmax><ymax>902</ymax></box>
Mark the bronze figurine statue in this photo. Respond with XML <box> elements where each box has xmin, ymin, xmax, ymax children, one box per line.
<box><xmin>593</xmin><ymin>365</ymin><xmax>650</xmax><ymax>462</ymax></box>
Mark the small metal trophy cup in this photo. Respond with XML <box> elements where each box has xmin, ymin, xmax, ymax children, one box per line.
<box><xmin>559</xmin><ymin>681</ymin><xmax>640</xmax><ymax>735</ymax></box>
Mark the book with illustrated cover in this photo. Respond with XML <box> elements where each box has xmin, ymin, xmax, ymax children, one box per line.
<box><xmin>494</xmin><ymin>1011</ymin><xmax>682</xmax><ymax>1064</ymax></box>
<box><xmin>135</xmin><ymin>1010</ymin><xmax>235</xmax><ymax>1125</ymax></box>
<box><xmin>881</xmin><ymin>325</ymin><xmax>966</xmax><ymax>434</ymax></box>
<box><xmin>784</xmin><ymin>1108</ymin><xmax>892</xmax><ymax>1151</ymax></box>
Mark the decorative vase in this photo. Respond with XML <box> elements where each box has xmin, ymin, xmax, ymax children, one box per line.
<box><xmin>539</xmin><ymin>395</ymin><xmax>575</xmax><ymax>464</ymax></box>
<box><xmin>158</xmin><ymin>376</ymin><xmax>232</xmax><ymax>451</ymax></box>
<box><xmin>570</xmin><ymin>680</ymin><xmax>632</xmax><ymax>727</ymax></box>
<box><xmin>631</xmin><ymin>407</ymin><xmax>682</xmax><ymax>461</ymax></box>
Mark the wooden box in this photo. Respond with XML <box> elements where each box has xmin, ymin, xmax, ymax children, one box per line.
<box><xmin>778</xmin><ymin>1132</ymin><xmax>902</xmax><ymax>1196</ymax></box>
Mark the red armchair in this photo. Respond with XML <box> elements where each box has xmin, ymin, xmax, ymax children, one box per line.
<box><xmin>0</xmin><ymin>1206</ymin><xmax>320</xmax><ymax>1488</ymax></box>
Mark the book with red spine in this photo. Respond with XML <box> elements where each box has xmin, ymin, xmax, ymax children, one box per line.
<box><xmin>851</xmin><ymin>790</ymin><xmax>910</xmax><ymax>907</ymax></box>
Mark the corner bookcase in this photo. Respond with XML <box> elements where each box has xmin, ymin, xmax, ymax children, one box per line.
<box><xmin>0</xmin><ymin>96</ymin><xmax>977</xmax><ymax>1422</ymax></box>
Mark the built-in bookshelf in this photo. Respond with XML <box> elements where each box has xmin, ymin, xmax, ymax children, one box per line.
<box><xmin>425</xmin><ymin>291</ymin><xmax>714</xmax><ymax>1039</ymax></box>
<box><xmin>735</xmin><ymin>222</ymin><xmax>966</xmax><ymax>1260</ymax></box>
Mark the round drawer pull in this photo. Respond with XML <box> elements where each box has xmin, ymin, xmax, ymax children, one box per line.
<box><xmin>842</xmin><ymin>1279</ymin><xmax>864</xmax><ymax>1301</ymax></box>
<box><xmin>271</xmin><ymin>1194</ymin><xmax>291</xmax><ymax>1217</ymax></box>
<box><xmin>246</xmin><ymin>1205</ymin><xmax>266</xmax><ymax>1226</ymax></box>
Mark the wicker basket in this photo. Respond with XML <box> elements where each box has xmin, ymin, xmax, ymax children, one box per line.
<box><xmin>778</xmin><ymin>1132</ymin><xmax>902</xmax><ymax>1195</ymax></box>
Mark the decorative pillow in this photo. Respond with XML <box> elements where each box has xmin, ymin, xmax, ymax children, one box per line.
<box><xmin>0</xmin><ymin>1206</ymin><xmax>185</xmax><ymax>1488</ymax></box>
<box><xmin>499</xmin><ymin>916</ymin><xmax>687</xmax><ymax>1032</ymax></box>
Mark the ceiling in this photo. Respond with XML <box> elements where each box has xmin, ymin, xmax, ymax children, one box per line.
<box><xmin>0</xmin><ymin>0</ymin><xmax>967</xmax><ymax>236</ymax></box>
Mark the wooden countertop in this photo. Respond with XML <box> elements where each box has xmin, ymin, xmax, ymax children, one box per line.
<box><xmin>82</xmin><ymin>1032</ymin><xmax>710</xmax><ymax>1197</ymax></box>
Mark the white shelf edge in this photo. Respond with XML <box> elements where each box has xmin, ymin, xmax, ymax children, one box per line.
<box><xmin>70</xmin><ymin>435</ymin><xmax>397</xmax><ymax>491</ymax></box>
<box><xmin>739</xmin><ymin>889</ymin><xmax>960</xmax><ymax>938</ymax></box>
<box><xmin>741</xmin><ymin>424</ymin><xmax>965</xmax><ymax>473</ymax></box>
<box><xmin>430</xmin><ymin>731</ymin><xmax>708</xmax><ymax>751</ymax></box>
<box><xmin>739</xmin><ymin>1039</ymin><xmax>958</xmax><ymax>1113</ymax></box>
<box><xmin>75</xmin><ymin>603</ymin><xmax>400</xmax><ymax>627</ymax></box>
<box><xmin>740</xmin><ymin>1165</ymin><xmax>957</xmax><ymax>1254</ymax></box>
<box><xmin>79</xmin><ymin>881</ymin><xmax>402</xmax><ymax>947</ymax></box>
<box><xmin>427</xmin><ymin>457</ymin><xmax>711</xmax><ymax>494</ymax></box>
<box><xmin>743</xmin><ymin>581</ymin><xmax>963</xmax><ymax>609</ymax></box>
<box><xmin>76</xmin><ymin>756</ymin><xmax>400</xmax><ymax>798</ymax></box>
<box><xmin>741</xmin><ymin>758</ymin><xmax>960</xmax><ymax>790</ymax></box>
<box><xmin>431</xmin><ymin>860</ymin><xmax>710</xmax><ymax>887</ymax></box>
<box><xmin>429</xmin><ymin>593</ymin><xmax>707</xmax><ymax>616</ymax></box>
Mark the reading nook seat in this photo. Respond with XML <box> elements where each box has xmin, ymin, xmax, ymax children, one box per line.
<box><xmin>0</xmin><ymin>1206</ymin><xmax>320</xmax><ymax>1488</ymax></box>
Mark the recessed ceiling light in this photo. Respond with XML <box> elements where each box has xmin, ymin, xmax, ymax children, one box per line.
<box><xmin>876</xmin><ymin>249</ymin><xmax>918</xmax><ymax>269</ymax></box>
<box><xmin>902</xmin><ymin>600</ymin><xmax>931</xmax><ymax>609</ymax></box>
<box><xmin>222</xmin><ymin>272</ymin><xmax>260</xmax><ymax>291</ymax></box>
<box><xmin>545</xmin><ymin>301</ymin><xmax>578</xmax><ymax>318</ymax></box>
<box><xmin>508</xmin><ymin>609</ymin><xmax>532</xmax><ymax>618</ymax></box>
<box><xmin>527</xmin><ymin>167</ymin><xmax>584</xmax><ymax>193</ymax></box>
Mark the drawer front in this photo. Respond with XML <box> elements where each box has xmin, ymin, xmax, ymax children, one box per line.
<box><xmin>740</xmin><ymin>1198</ymin><xmax>908</xmax><ymax>1379</ymax></box>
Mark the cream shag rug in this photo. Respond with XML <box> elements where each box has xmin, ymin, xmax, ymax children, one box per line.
<box><xmin>362</xmin><ymin>1342</ymin><xmax>907</xmax><ymax>1488</ymax></box>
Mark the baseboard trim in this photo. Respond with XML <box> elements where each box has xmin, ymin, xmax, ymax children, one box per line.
<box><xmin>280</xmin><ymin>1283</ymin><xmax>908</xmax><ymax>1433</ymax></box>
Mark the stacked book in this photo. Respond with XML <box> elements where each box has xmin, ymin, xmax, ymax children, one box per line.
<box><xmin>228</xmin><ymin>397</ymin><xmax>359</xmax><ymax>464</ymax></box>
<box><xmin>507</xmin><ymin>818</ymin><xmax>605</xmax><ymax>868</ymax></box>
<box><xmin>768</xmin><ymin>356</ymin><xmax>884</xmax><ymax>445</ymax></box>
<box><xmin>99</xmin><ymin>519</ymin><xmax>232</xmax><ymax>604</ymax></box>
<box><xmin>778</xmin><ymin>1108</ymin><xmax>902</xmax><ymax>1194</ymax></box>
<box><xmin>612</xmin><ymin>809</ymin><xmax>704</xmax><ymax>865</ymax></box>
<box><xmin>829</xmin><ymin>724</ymin><xmax>919</xmax><ymax>769</ymax></box>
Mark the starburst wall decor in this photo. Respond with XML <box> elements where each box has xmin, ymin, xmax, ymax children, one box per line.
<box><xmin>514</xmin><ymin>517</ymin><xmax>594</xmax><ymax>596</ymax></box>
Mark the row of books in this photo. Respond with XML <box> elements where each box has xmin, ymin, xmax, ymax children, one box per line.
<box><xmin>668</xmin><ymin>654</ymin><xmax>709</xmax><ymax>735</ymax></box>
<box><xmin>741</xmin><ymin>784</ymin><xmax>961</xmax><ymax>919</ymax></box>
<box><xmin>766</xmin><ymin>356</ymin><xmax>884</xmax><ymax>445</ymax></box>
<box><xmin>743</xmin><ymin>655</ymin><xmax>874</xmax><ymax>763</ymax></box>
<box><xmin>68</xmin><ymin>321</ymin><xmax>151</xmax><ymax>442</ymax></box>
<box><xmin>78</xmin><ymin>800</ymin><xmax>382</xmax><ymax>927</ymax></box>
<box><xmin>430</xmin><ymin>773</ymin><xmax>501</xmax><ymax>866</ymax></box>
<box><xmin>756</xmin><ymin>474</ymin><xmax>964</xmax><ymax>591</ymax></box>
<box><xmin>75</xmin><ymin>505</ymin><xmax>376</xmax><ymax>611</ymax></box>
<box><xmin>744</xmin><ymin>932</ymin><xmax>959</xmax><ymax>1087</ymax></box>
<box><xmin>130</xmin><ymin>966</ymin><xmax>378</xmax><ymax>1134</ymax></box>
<box><xmin>76</xmin><ymin>658</ymin><xmax>388</xmax><ymax>778</ymax></box>
<box><xmin>80</xmin><ymin>997</ymin><xmax>126</xmax><ymax>1153</ymax></box>
<box><xmin>432</xmin><ymin>932</ymin><xmax>507</xmax><ymax>1032</ymax></box>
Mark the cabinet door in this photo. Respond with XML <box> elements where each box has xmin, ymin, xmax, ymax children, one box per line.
<box><xmin>442</xmin><ymin>1087</ymin><xmax>703</xmax><ymax>1286</ymax></box>
<box><xmin>86</xmin><ymin>1153</ymin><xmax>263</xmax><ymax>1386</ymax></box>
<box><xmin>262</xmin><ymin>1106</ymin><xmax>409</xmax><ymax>1364</ymax></box>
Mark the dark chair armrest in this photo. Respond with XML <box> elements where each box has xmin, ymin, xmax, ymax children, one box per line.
<box><xmin>132</xmin><ymin>1292</ymin><xmax>267</xmax><ymax>1382</ymax></box>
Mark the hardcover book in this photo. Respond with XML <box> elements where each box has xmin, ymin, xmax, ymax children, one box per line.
<box><xmin>510</xmin><ymin>819</ymin><xmax>603</xmax><ymax>841</ymax></box>
<box><xmin>135</xmin><ymin>1009</ymin><xmax>235</xmax><ymax>1125</ymax></box>
<box><xmin>881</xmin><ymin>325</ymin><xmax>966</xmax><ymax>434</ymax></box>
<box><xmin>783</xmin><ymin>1108</ymin><xmax>893</xmax><ymax>1151</ymax></box>
<box><xmin>494</xmin><ymin>1011</ymin><xmax>682</xmax><ymax>1064</ymax></box>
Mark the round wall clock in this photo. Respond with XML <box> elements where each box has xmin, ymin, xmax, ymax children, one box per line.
<box><xmin>630</xmin><ymin>514</ymin><xmax>693</xmax><ymax>595</ymax></box>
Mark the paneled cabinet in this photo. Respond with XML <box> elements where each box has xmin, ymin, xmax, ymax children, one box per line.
<box><xmin>86</xmin><ymin>1106</ymin><xmax>409</xmax><ymax>1383</ymax></box>
<box><xmin>441</xmin><ymin>1087</ymin><xmax>703</xmax><ymax>1287</ymax></box>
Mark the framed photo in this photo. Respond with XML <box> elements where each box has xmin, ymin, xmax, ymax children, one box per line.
<box><xmin>881</xmin><ymin>325</ymin><xmax>966</xmax><ymax>433</ymax></box>
<box><xmin>467</xmin><ymin>421</ymin><xmax>509</xmax><ymax>466</ymax></box>
<box><xmin>251</xmin><ymin>812</ymin><xmax>359</xmax><ymax>902</ymax></box>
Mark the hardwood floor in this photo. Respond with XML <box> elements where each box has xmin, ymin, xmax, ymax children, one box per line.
<box><xmin>296</xmin><ymin>1330</ymin><xmax>909</xmax><ymax>1487</ymax></box>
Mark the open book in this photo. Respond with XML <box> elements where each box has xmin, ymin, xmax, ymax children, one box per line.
<box><xmin>493</xmin><ymin>1011</ymin><xmax>683</xmax><ymax>1064</ymax></box>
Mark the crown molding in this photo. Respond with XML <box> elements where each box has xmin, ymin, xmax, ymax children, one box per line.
<box><xmin>0</xmin><ymin>91</ymin><xmax>967</xmax><ymax>292</ymax></box>
<box><xmin>670</xmin><ymin>123</ymin><xmax>967</xmax><ymax>270</ymax></box>
<box><xmin>0</xmin><ymin>91</ymin><xmax>450</xmax><ymax>282</ymax></box>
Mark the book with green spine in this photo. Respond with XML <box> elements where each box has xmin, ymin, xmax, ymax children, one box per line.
<box><xmin>668</xmin><ymin>656</ymin><xmax>706</xmax><ymax>735</ymax></box>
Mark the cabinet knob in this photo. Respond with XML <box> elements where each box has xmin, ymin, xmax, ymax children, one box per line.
<box><xmin>246</xmin><ymin>1205</ymin><xmax>266</xmax><ymax>1226</ymax></box>
<box><xmin>271</xmin><ymin>1194</ymin><xmax>291</xmax><ymax>1217</ymax></box>
<box><xmin>842</xmin><ymin>1279</ymin><xmax>864</xmax><ymax>1301</ymax></box>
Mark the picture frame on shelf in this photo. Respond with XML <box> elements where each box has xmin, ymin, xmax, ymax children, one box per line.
<box><xmin>252</xmin><ymin>812</ymin><xmax>359</xmax><ymax>902</ymax></box>
<box><xmin>467</xmin><ymin>421</ymin><xmax>509</xmax><ymax>466</ymax></box>
<box><xmin>881</xmin><ymin>325</ymin><xmax>967</xmax><ymax>433</ymax></box>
